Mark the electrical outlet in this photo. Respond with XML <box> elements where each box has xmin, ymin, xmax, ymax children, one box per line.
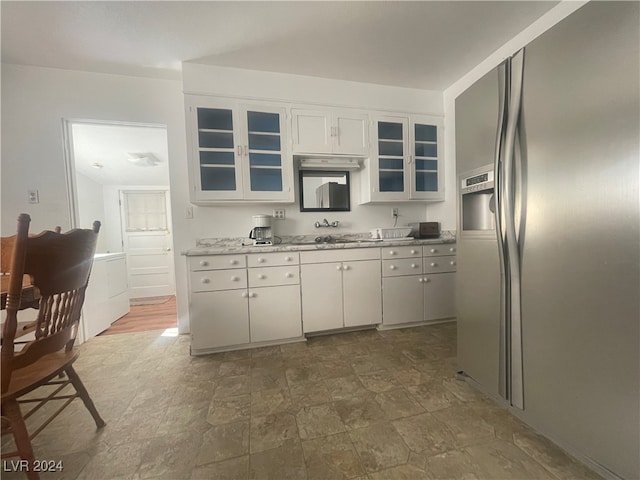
<box><xmin>28</xmin><ymin>190</ymin><xmax>39</xmax><ymax>204</ymax></box>
<box><xmin>273</xmin><ymin>209</ymin><xmax>285</xmax><ymax>219</ymax></box>
<box><xmin>391</xmin><ymin>208</ymin><xmax>399</xmax><ymax>218</ymax></box>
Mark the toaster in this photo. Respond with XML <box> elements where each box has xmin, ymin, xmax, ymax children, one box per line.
<box><xmin>409</xmin><ymin>222</ymin><xmax>441</xmax><ymax>239</ymax></box>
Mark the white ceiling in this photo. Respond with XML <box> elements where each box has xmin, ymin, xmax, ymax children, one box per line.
<box><xmin>72</xmin><ymin>123</ymin><xmax>169</xmax><ymax>186</ymax></box>
<box><xmin>1</xmin><ymin>1</ymin><xmax>558</xmax><ymax>91</ymax></box>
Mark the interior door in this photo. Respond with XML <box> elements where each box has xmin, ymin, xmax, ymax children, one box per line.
<box><xmin>120</xmin><ymin>189</ymin><xmax>175</xmax><ymax>299</ymax></box>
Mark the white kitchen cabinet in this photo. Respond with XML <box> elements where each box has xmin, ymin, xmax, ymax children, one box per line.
<box><xmin>292</xmin><ymin>109</ymin><xmax>369</xmax><ymax>156</ymax></box>
<box><xmin>300</xmin><ymin>249</ymin><xmax>381</xmax><ymax>333</ymax></box>
<box><xmin>382</xmin><ymin>243</ymin><xmax>456</xmax><ymax>327</ymax></box>
<box><xmin>361</xmin><ymin>114</ymin><xmax>444</xmax><ymax>203</ymax></box>
<box><xmin>186</xmin><ymin>95</ymin><xmax>294</xmax><ymax>203</ymax></box>
<box><xmin>188</xmin><ymin>253</ymin><xmax>302</xmax><ymax>354</ymax></box>
<box><xmin>190</xmin><ymin>289</ymin><xmax>250</xmax><ymax>350</ymax></box>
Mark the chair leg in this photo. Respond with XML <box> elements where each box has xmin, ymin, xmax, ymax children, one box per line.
<box><xmin>64</xmin><ymin>366</ymin><xmax>106</xmax><ymax>429</ymax></box>
<box><xmin>2</xmin><ymin>398</ymin><xmax>39</xmax><ymax>480</ymax></box>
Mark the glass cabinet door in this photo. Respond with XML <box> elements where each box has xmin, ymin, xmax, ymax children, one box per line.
<box><xmin>245</xmin><ymin>110</ymin><xmax>283</xmax><ymax>193</ymax></box>
<box><xmin>196</xmin><ymin>107</ymin><xmax>240</xmax><ymax>194</ymax></box>
<box><xmin>377</xmin><ymin>120</ymin><xmax>406</xmax><ymax>193</ymax></box>
<box><xmin>413</xmin><ymin>123</ymin><xmax>438</xmax><ymax>193</ymax></box>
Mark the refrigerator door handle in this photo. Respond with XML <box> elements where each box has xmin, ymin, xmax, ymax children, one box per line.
<box><xmin>503</xmin><ymin>48</ymin><xmax>526</xmax><ymax>410</ymax></box>
<box><xmin>494</xmin><ymin>59</ymin><xmax>510</xmax><ymax>401</ymax></box>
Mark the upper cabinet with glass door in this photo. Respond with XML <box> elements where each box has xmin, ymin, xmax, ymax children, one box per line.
<box><xmin>186</xmin><ymin>96</ymin><xmax>294</xmax><ymax>203</ymax></box>
<box><xmin>361</xmin><ymin>114</ymin><xmax>444</xmax><ymax>203</ymax></box>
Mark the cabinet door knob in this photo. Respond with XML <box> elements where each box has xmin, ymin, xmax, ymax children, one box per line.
<box><xmin>199</xmin><ymin>260</ymin><xmax>209</xmax><ymax>267</ymax></box>
<box><xmin>430</xmin><ymin>262</ymin><xmax>437</xmax><ymax>267</ymax></box>
<box><xmin>410</xmin><ymin>249</ymin><xmax>417</xmax><ymax>255</ymax></box>
<box><xmin>258</xmin><ymin>257</ymin><xmax>265</xmax><ymax>263</ymax></box>
<box><xmin>231</xmin><ymin>276</ymin><xmax>239</xmax><ymax>281</ymax></box>
<box><xmin>389</xmin><ymin>250</ymin><xmax>396</xmax><ymax>255</ymax></box>
<box><xmin>389</xmin><ymin>265</ymin><xmax>397</xmax><ymax>270</ymax></box>
<box><xmin>343</xmin><ymin>265</ymin><xmax>350</xmax><ymax>271</ymax></box>
<box><xmin>430</xmin><ymin>249</ymin><xmax>436</xmax><ymax>253</ymax></box>
<box><xmin>424</xmin><ymin>277</ymin><xmax>430</xmax><ymax>283</ymax></box>
<box><xmin>230</xmin><ymin>259</ymin><xmax>238</xmax><ymax>265</ymax></box>
<box><xmin>418</xmin><ymin>277</ymin><xmax>424</xmax><ymax>283</ymax></box>
<box><xmin>241</xmin><ymin>291</ymin><xmax>249</xmax><ymax>298</ymax></box>
<box><xmin>336</xmin><ymin>265</ymin><xmax>342</xmax><ymax>271</ymax></box>
<box><xmin>200</xmin><ymin>278</ymin><xmax>210</xmax><ymax>284</ymax></box>
<box><xmin>258</xmin><ymin>274</ymin><xmax>266</xmax><ymax>280</ymax></box>
<box><xmin>249</xmin><ymin>292</ymin><xmax>257</xmax><ymax>298</ymax></box>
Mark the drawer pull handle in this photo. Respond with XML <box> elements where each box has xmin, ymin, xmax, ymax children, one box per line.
<box><xmin>285</xmin><ymin>256</ymin><xmax>292</xmax><ymax>261</ymax></box>
<box><xmin>430</xmin><ymin>249</ymin><xmax>436</xmax><ymax>253</ymax></box>
<box><xmin>430</xmin><ymin>263</ymin><xmax>437</xmax><ymax>267</ymax></box>
<box><xmin>410</xmin><ymin>249</ymin><xmax>417</xmax><ymax>254</ymax></box>
<box><xmin>231</xmin><ymin>276</ymin><xmax>239</xmax><ymax>281</ymax></box>
<box><xmin>449</xmin><ymin>247</ymin><xmax>456</xmax><ymax>252</ymax></box>
<box><xmin>411</xmin><ymin>263</ymin><xmax>418</xmax><ymax>268</ymax></box>
<box><xmin>258</xmin><ymin>258</ymin><xmax>265</xmax><ymax>263</ymax></box>
<box><xmin>200</xmin><ymin>278</ymin><xmax>210</xmax><ymax>284</ymax></box>
<box><xmin>258</xmin><ymin>274</ymin><xmax>266</xmax><ymax>280</ymax></box>
<box><xmin>390</xmin><ymin>265</ymin><xmax>397</xmax><ymax>270</ymax></box>
<box><xmin>199</xmin><ymin>261</ymin><xmax>209</xmax><ymax>267</ymax></box>
<box><xmin>285</xmin><ymin>272</ymin><xmax>293</xmax><ymax>278</ymax></box>
<box><xmin>389</xmin><ymin>250</ymin><xmax>396</xmax><ymax>255</ymax></box>
<box><xmin>450</xmin><ymin>261</ymin><xmax>456</xmax><ymax>266</ymax></box>
<box><xmin>229</xmin><ymin>259</ymin><xmax>238</xmax><ymax>265</ymax></box>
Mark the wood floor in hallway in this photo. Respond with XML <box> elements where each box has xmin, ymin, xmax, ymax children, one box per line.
<box><xmin>99</xmin><ymin>295</ymin><xmax>177</xmax><ymax>335</ymax></box>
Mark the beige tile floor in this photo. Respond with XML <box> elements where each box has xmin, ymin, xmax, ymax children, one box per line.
<box><xmin>2</xmin><ymin>323</ymin><xmax>603</xmax><ymax>480</ymax></box>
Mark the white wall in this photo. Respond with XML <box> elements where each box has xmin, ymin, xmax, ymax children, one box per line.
<box><xmin>0</xmin><ymin>63</ymin><xmax>192</xmax><ymax>333</ymax></box>
<box><xmin>75</xmin><ymin>172</ymin><xmax>108</xmax><ymax>252</ymax></box>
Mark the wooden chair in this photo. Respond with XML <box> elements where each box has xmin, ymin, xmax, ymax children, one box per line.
<box><xmin>1</xmin><ymin>214</ymin><xmax>104</xmax><ymax>479</ymax></box>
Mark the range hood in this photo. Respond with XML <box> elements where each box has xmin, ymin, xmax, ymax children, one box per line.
<box><xmin>298</xmin><ymin>157</ymin><xmax>361</xmax><ymax>171</ymax></box>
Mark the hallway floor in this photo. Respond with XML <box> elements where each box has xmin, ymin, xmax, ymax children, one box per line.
<box><xmin>2</xmin><ymin>323</ymin><xmax>602</xmax><ymax>479</ymax></box>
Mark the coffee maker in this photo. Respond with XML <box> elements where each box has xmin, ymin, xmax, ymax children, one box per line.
<box><xmin>248</xmin><ymin>214</ymin><xmax>274</xmax><ymax>246</ymax></box>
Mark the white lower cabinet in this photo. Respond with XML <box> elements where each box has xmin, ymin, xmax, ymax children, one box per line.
<box><xmin>300</xmin><ymin>249</ymin><xmax>382</xmax><ymax>333</ymax></box>
<box><xmin>382</xmin><ymin>244</ymin><xmax>456</xmax><ymax>326</ymax></box>
<box><xmin>188</xmin><ymin>253</ymin><xmax>302</xmax><ymax>353</ymax></box>
<box><xmin>190</xmin><ymin>289</ymin><xmax>250</xmax><ymax>351</ymax></box>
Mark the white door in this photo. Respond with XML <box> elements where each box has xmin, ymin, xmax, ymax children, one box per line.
<box><xmin>249</xmin><ymin>285</ymin><xmax>302</xmax><ymax>342</ymax></box>
<box><xmin>333</xmin><ymin>113</ymin><xmax>369</xmax><ymax>155</ymax></box>
<box><xmin>300</xmin><ymin>262</ymin><xmax>343</xmax><ymax>333</ymax></box>
<box><xmin>120</xmin><ymin>189</ymin><xmax>175</xmax><ymax>298</ymax></box>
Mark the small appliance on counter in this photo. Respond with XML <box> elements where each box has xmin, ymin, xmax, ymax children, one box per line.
<box><xmin>408</xmin><ymin>222</ymin><xmax>441</xmax><ymax>239</ymax></box>
<box><xmin>249</xmin><ymin>214</ymin><xmax>274</xmax><ymax>246</ymax></box>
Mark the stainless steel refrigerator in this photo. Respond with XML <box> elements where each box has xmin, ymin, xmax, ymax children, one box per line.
<box><xmin>455</xmin><ymin>2</ymin><xmax>639</xmax><ymax>479</ymax></box>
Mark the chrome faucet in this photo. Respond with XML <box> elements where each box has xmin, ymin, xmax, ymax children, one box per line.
<box><xmin>314</xmin><ymin>219</ymin><xmax>339</xmax><ymax>228</ymax></box>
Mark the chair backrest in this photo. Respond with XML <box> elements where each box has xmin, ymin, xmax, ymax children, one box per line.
<box><xmin>1</xmin><ymin>214</ymin><xmax>100</xmax><ymax>393</ymax></box>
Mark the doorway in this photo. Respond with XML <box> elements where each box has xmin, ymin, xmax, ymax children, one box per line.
<box><xmin>63</xmin><ymin>120</ymin><xmax>177</xmax><ymax>338</ymax></box>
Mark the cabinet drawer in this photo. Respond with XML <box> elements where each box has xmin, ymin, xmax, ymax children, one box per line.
<box><xmin>248</xmin><ymin>265</ymin><xmax>300</xmax><ymax>288</ymax></box>
<box><xmin>424</xmin><ymin>255</ymin><xmax>457</xmax><ymax>273</ymax></box>
<box><xmin>423</xmin><ymin>244</ymin><xmax>457</xmax><ymax>257</ymax></box>
<box><xmin>300</xmin><ymin>248</ymin><xmax>380</xmax><ymax>264</ymax></box>
<box><xmin>247</xmin><ymin>252</ymin><xmax>299</xmax><ymax>268</ymax></box>
<box><xmin>189</xmin><ymin>255</ymin><xmax>246</xmax><ymax>271</ymax></box>
<box><xmin>190</xmin><ymin>269</ymin><xmax>247</xmax><ymax>292</ymax></box>
<box><xmin>381</xmin><ymin>245</ymin><xmax>422</xmax><ymax>259</ymax></box>
<box><xmin>382</xmin><ymin>258</ymin><xmax>423</xmax><ymax>277</ymax></box>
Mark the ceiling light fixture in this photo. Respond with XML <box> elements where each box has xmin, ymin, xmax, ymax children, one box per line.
<box><xmin>126</xmin><ymin>152</ymin><xmax>161</xmax><ymax>167</ymax></box>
